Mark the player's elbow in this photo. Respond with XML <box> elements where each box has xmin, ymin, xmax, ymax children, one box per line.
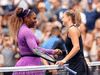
<box><xmin>75</xmin><ymin>45</ymin><xmax>80</xmax><ymax>51</ymax></box>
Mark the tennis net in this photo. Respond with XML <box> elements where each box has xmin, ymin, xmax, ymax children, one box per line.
<box><xmin>0</xmin><ymin>61</ymin><xmax>100</xmax><ymax>75</ymax></box>
<box><xmin>0</xmin><ymin>64</ymin><xmax>69</xmax><ymax>75</ymax></box>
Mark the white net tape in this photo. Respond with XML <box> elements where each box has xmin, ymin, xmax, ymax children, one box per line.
<box><xmin>0</xmin><ymin>64</ymin><xmax>68</xmax><ymax>72</ymax></box>
<box><xmin>0</xmin><ymin>61</ymin><xmax>100</xmax><ymax>75</ymax></box>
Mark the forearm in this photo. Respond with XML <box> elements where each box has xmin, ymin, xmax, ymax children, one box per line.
<box><xmin>43</xmin><ymin>17</ymin><xmax>48</xmax><ymax>22</ymax></box>
<box><xmin>26</xmin><ymin>1</ymin><xmax>31</xmax><ymax>6</ymax></box>
<box><xmin>94</xmin><ymin>3</ymin><xmax>100</xmax><ymax>9</ymax></box>
<box><xmin>0</xmin><ymin>47</ymin><xmax>3</xmax><ymax>53</ymax></box>
<box><xmin>50</xmin><ymin>55</ymin><xmax>55</xmax><ymax>65</ymax></box>
<box><xmin>41</xmin><ymin>58</ymin><xmax>49</xmax><ymax>65</ymax></box>
<box><xmin>37</xmin><ymin>47</ymin><xmax>55</xmax><ymax>55</ymax></box>
<box><xmin>15</xmin><ymin>2</ymin><xmax>20</xmax><ymax>7</ymax></box>
<box><xmin>39</xmin><ymin>40</ymin><xmax>43</xmax><ymax>45</ymax></box>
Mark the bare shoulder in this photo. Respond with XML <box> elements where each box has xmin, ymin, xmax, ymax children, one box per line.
<box><xmin>92</xmin><ymin>29</ymin><xmax>96</xmax><ymax>35</ymax></box>
<box><xmin>68</xmin><ymin>26</ymin><xmax>80</xmax><ymax>37</ymax></box>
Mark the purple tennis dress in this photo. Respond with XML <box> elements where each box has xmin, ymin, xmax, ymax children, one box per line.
<box><xmin>13</xmin><ymin>24</ymin><xmax>55</xmax><ymax>75</ymax></box>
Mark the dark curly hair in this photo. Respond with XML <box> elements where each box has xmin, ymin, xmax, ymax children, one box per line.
<box><xmin>8</xmin><ymin>8</ymin><xmax>33</xmax><ymax>39</ymax></box>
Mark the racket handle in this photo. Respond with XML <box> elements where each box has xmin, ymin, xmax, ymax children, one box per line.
<box><xmin>63</xmin><ymin>66</ymin><xmax>77</xmax><ymax>75</ymax></box>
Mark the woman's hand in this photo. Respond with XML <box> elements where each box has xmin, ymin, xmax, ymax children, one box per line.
<box><xmin>56</xmin><ymin>59</ymin><xmax>66</xmax><ymax>66</ymax></box>
<box><xmin>54</xmin><ymin>49</ymin><xmax>62</xmax><ymax>58</ymax></box>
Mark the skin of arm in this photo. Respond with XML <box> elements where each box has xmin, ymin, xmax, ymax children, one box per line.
<box><xmin>14</xmin><ymin>0</ymin><xmax>20</xmax><ymax>7</ymax></box>
<box><xmin>63</xmin><ymin>27</ymin><xmax>80</xmax><ymax>62</ymax></box>
<box><xmin>25</xmin><ymin>0</ymin><xmax>31</xmax><ymax>7</ymax></box>
<box><xmin>36</xmin><ymin>17</ymin><xmax>48</xmax><ymax>28</ymax></box>
<box><xmin>94</xmin><ymin>3</ymin><xmax>100</xmax><ymax>9</ymax></box>
<box><xmin>42</xmin><ymin>16</ymin><xmax>48</xmax><ymax>22</ymax></box>
<box><xmin>92</xmin><ymin>29</ymin><xmax>96</xmax><ymax>41</ymax></box>
<box><xmin>24</xmin><ymin>29</ymin><xmax>62</xmax><ymax>55</ymax></box>
<box><xmin>56</xmin><ymin>27</ymin><xmax>80</xmax><ymax>65</ymax></box>
<box><xmin>0</xmin><ymin>47</ymin><xmax>3</xmax><ymax>53</ymax></box>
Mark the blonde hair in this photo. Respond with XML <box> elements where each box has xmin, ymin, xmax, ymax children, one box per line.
<box><xmin>64</xmin><ymin>9</ymin><xmax>81</xmax><ymax>27</ymax></box>
<box><xmin>8</xmin><ymin>15</ymin><xmax>23</xmax><ymax>39</ymax></box>
<box><xmin>38</xmin><ymin>2</ymin><xmax>46</xmax><ymax>8</ymax></box>
<box><xmin>61</xmin><ymin>27</ymin><xmax>68</xmax><ymax>34</ymax></box>
<box><xmin>52</xmin><ymin>21</ymin><xmax>62</xmax><ymax>29</ymax></box>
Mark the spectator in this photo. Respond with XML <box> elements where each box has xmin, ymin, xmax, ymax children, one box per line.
<box><xmin>42</xmin><ymin>26</ymin><xmax>60</xmax><ymax>49</ymax></box>
<box><xmin>31</xmin><ymin>27</ymin><xmax>43</xmax><ymax>41</ymax></box>
<box><xmin>92</xmin><ymin>18</ymin><xmax>100</xmax><ymax>40</ymax></box>
<box><xmin>55</xmin><ymin>1</ymin><xmax>69</xmax><ymax>24</ymax></box>
<box><xmin>42</xmin><ymin>26</ymin><xmax>61</xmax><ymax>75</ymax></box>
<box><xmin>52</xmin><ymin>27</ymin><xmax>68</xmax><ymax>61</ymax></box>
<box><xmin>30</xmin><ymin>0</ymin><xmax>40</xmax><ymax>15</ymax></box>
<box><xmin>0</xmin><ymin>54</ymin><xmax>4</xmax><ymax>75</ymax></box>
<box><xmin>80</xmin><ymin>0</ymin><xmax>88</xmax><ymax>10</ymax></box>
<box><xmin>30</xmin><ymin>26</ymin><xmax>43</xmax><ymax>46</ymax></box>
<box><xmin>56</xmin><ymin>0</ymin><xmax>62</xmax><ymax>8</ymax></box>
<box><xmin>67</xmin><ymin>0</ymin><xmax>81</xmax><ymax>8</ymax></box>
<box><xmin>0</xmin><ymin>15</ymin><xmax>9</xmax><ymax>36</ymax></box>
<box><xmin>91</xmin><ymin>18</ymin><xmax>100</xmax><ymax>61</ymax></box>
<box><xmin>83</xmin><ymin>50</ymin><xmax>92</xmax><ymax>72</ymax></box>
<box><xmin>0</xmin><ymin>35</ymin><xmax>17</xmax><ymax>75</ymax></box>
<box><xmin>41</xmin><ymin>22</ymin><xmax>53</xmax><ymax>43</ymax></box>
<box><xmin>79</xmin><ymin>24</ymin><xmax>87</xmax><ymax>49</ymax></box>
<box><xmin>49</xmin><ymin>0</ymin><xmax>61</xmax><ymax>16</ymax></box>
<box><xmin>92</xmin><ymin>0</ymin><xmax>100</xmax><ymax>13</ymax></box>
<box><xmin>14</xmin><ymin>38</ymin><xmax>20</xmax><ymax>64</ymax></box>
<box><xmin>52</xmin><ymin>21</ymin><xmax>62</xmax><ymax>29</ymax></box>
<box><xmin>8</xmin><ymin>0</ymin><xmax>16</xmax><ymax>15</ymax></box>
<box><xmin>0</xmin><ymin>16</ymin><xmax>2</xmax><ymax>31</ymax></box>
<box><xmin>84</xmin><ymin>0</ymin><xmax>99</xmax><ymax>32</ymax></box>
<box><xmin>96</xmin><ymin>46</ymin><xmax>100</xmax><ymax>74</ymax></box>
<box><xmin>36</xmin><ymin>2</ymin><xmax>52</xmax><ymax>30</ymax></box>
<box><xmin>84</xmin><ymin>32</ymin><xmax>94</xmax><ymax>61</ymax></box>
<box><xmin>0</xmin><ymin>0</ymin><xmax>12</xmax><ymax>14</ymax></box>
<box><xmin>0</xmin><ymin>6</ymin><xmax>4</xmax><ymax>15</ymax></box>
<box><xmin>40</xmin><ymin>0</ymin><xmax>51</xmax><ymax>11</ymax></box>
<box><xmin>14</xmin><ymin>0</ymin><xmax>33</xmax><ymax>9</ymax></box>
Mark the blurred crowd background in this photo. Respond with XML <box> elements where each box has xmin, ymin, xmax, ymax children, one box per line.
<box><xmin>0</xmin><ymin>0</ymin><xmax>100</xmax><ymax>75</ymax></box>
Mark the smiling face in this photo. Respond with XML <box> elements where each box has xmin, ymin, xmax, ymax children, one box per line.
<box><xmin>3</xmin><ymin>36</ymin><xmax>10</xmax><ymax>46</ymax></box>
<box><xmin>62</xmin><ymin>13</ymin><xmax>70</xmax><ymax>26</ymax></box>
<box><xmin>28</xmin><ymin>12</ymin><xmax>37</xmax><ymax>28</ymax></box>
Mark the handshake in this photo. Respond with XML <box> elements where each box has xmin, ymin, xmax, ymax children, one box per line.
<box><xmin>54</xmin><ymin>49</ymin><xmax>66</xmax><ymax>58</ymax></box>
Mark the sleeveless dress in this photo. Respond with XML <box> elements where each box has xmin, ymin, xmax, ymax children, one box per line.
<box><xmin>65</xmin><ymin>25</ymin><xmax>90</xmax><ymax>75</ymax></box>
<box><xmin>13</xmin><ymin>24</ymin><xmax>55</xmax><ymax>75</ymax></box>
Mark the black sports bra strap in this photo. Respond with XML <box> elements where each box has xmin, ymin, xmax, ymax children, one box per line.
<box><xmin>69</xmin><ymin>25</ymin><xmax>80</xmax><ymax>32</ymax></box>
<box><xmin>67</xmin><ymin>25</ymin><xmax>81</xmax><ymax>36</ymax></box>
<box><xmin>70</xmin><ymin>25</ymin><xmax>76</xmax><ymax>28</ymax></box>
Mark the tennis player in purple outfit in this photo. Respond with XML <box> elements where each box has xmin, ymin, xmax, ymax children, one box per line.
<box><xmin>8</xmin><ymin>8</ymin><xmax>61</xmax><ymax>75</ymax></box>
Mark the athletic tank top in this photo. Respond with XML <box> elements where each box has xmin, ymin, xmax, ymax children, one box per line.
<box><xmin>65</xmin><ymin>25</ymin><xmax>84</xmax><ymax>62</ymax></box>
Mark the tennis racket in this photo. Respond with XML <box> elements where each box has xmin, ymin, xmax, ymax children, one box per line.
<box><xmin>32</xmin><ymin>48</ymin><xmax>77</xmax><ymax>75</ymax></box>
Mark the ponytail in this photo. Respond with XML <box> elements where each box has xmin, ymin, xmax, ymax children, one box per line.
<box><xmin>64</xmin><ymin>9</ymin><xmax>81</xmax><ymax>27</ymax></box>
<box><xmin>8</xmin><ymin>8</ymin><xmax>33</xmax><ymax>39</ymax></box>
<box><xmin>8</xmin><ymin>8</ymin><xmax>23</xmax><ymax>39</ymax></box>
<box><xmin>74</xmin><ymin>10</ymin><xmax>81</xmax><ymax>27</ymax></box>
